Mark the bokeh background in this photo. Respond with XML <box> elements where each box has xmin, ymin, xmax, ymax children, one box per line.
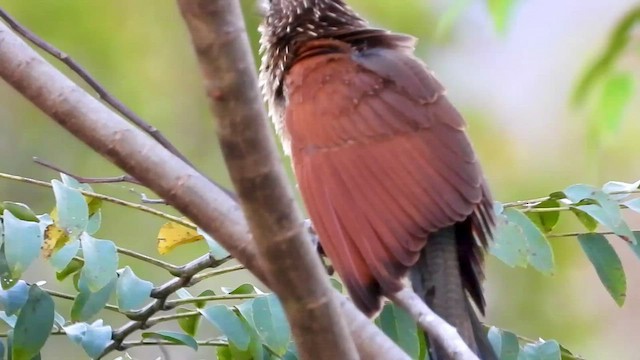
<box><xmin>1</xmin><ymin>0</ymin><xmax>639</xmax><ymax>359</ymax></box>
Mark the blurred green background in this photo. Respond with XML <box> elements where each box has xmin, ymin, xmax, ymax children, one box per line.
<box><xmin>0</xmin><ymin>0</ymin><xmax>639</xmax><ymax>359</ymax></box>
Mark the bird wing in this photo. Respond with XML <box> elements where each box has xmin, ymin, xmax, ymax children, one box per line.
<box><xmin>283</xmin><ymin>40</ymin><xmax>491</xmax><ymax>315</ymax></box>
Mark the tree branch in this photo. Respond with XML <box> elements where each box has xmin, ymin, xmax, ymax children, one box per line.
<box><xmin>390</xmin><ymin>289</ymin><xmax>478</xmax><ymax>360</ymax></box>
<box><xmin>0</xmin><ymin>17</ymin><xmax>409</xmax><ymax>359</ymax></box>
<box><xmin>176</xmin><ymin>0</ymin><xmax>358</xmax><ymax>359</ymax></box>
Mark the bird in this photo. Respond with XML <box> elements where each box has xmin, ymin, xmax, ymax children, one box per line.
<box><xmin>259</xmin><ymin>1</ymin><xmax>496</xmax><ymax>358</ymax></box>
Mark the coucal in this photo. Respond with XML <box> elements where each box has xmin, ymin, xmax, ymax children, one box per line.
<box><xmin>259</xmin><ymin>1</ymin><xmax>496</xmax><ymax>358</ymax></box>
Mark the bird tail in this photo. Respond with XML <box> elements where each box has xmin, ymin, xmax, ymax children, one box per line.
<box><xmin>410</xmin><ymin>225</ymin><xmax>496</xmax><ymax>360</ymax></box>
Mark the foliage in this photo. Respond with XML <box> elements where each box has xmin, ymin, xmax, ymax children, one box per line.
<box><xmin>5</xmin><ymin>173</ymin><xmax>639</xmax><ymax>358</ymax></box>
<box><xmin>0</xmin><ymin>1</ymin><xmax>639</xmax><ymax>359</ymax></box>
<box><xmin>572</xmin><ymin>6</ymin><xmax>640</xmax><ymax>150</ymax></box>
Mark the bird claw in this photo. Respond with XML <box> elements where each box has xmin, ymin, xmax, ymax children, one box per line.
<box><xmin>303</xmin><ymin>219</ymin><xmax>332</xmax><ymax>274</ymax></box>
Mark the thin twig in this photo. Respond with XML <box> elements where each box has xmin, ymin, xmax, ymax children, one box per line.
<box><xmin>389</xmin><ymin>288</ymin><xmax>478</xmax><ymax>360</ymax></box>
<box><xmin>165</xmin><ymin>293</ymin><xmax>260</xmax><ymax>308</ymax></box>
<box><xmin>190</xmin><ymin>264</ymin><xmax>245</xmax><ymax>282</ymax></box>
<box><xmin>138</xmin><ymin>192</ymin><xmax>167</xmax><ymax>204</ymax></box>
<box><xmin>0</xmin><ymin>172</ymin><xmax>194</xmax><ymax>228</ymax></box>
<box><xmin>0</xmin><ymin>329</ymin><xmax>66</xmax><ymax>337</ymax></box>
<box><xmin>0</xmin><ymin>7</ymin><xmax>238</xmax><ymax>200</ymax></box>
<box><xmin>0</xmin><ymin>9</ymin><xmax>190</xmax><ymax>167</ymax></box>
<box><xmin>147</xmin><ymin>311</ymin><xmax>199</xmax><ymax>326</ymax></box>
<box><xmin>503</xmin><ymin>189</ymin><xmax>640</xmax><ymax>208</ymax></box>
<box><xmin>121</xmin><ymin>338</ymin><xmax>227</xmax><ymax>349</ymax></box>
<box><xmin>41</xmin><ymin>287</ymin><xmax>120</xmax><ymax>313</ymax></box>
<box><xmin>548</xmin><ymin>230</ymin><xmax>638</xmax><ymax>243</ymax></box>
<box><xmin>34</xmin><ymin>157</ymin><xmax>141</xmax><ymax>185</ymax></box>
<box><xmin>116</xmin><ymin>247</ymin><xmax>180</xmax><ymax>273</ymax></box>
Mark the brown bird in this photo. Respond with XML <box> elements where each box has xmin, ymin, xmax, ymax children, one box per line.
<box><xmin>259</xmin><ymin>1</ymin><xmax>496</xmax><ymax>358</ymax></box>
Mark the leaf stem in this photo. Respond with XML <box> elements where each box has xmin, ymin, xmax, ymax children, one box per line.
<box><xmin>41</xmin><ymin>287</ymin><xmax>120</xmax><ymax>313</ymax></box>
<box><xmin>147</xmin><ymin>311</ymin><xmax>199</xmax><ymax>326</ymax></box>
<box><xmin>116</xmin><ymin>247</ymin><xmax>179</xmax><ymax>273</ymax></box>
<box><xmin>503</xmin><ymin>189</ymin><xmax>640</xmax><ymax>208</ymax></box>
<box><xmin>121</xmin><ymin>338</ymin><xmax>228</xmax><ymax>348</ymax></box>
<box><xmin>165</xmin><ymin>293</ymin><xmax>260</xmax><ymax>307</ymax></box>
<box><xmin>190</xmin><ymin>264</ymin><xmax>245</xmax><ymax>282</ymax></box>
<box><xmin>0</xmin><ymin>172</ymin><xmax>195</xmax><ymax>228</ymax></box>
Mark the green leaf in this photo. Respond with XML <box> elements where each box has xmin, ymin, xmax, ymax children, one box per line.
<box><xmin>565</xmin><ymin>184</ymin><xmax>634</xmax><ymax>242</ymax></box>
<box><xmin>85</xmin><ymin>211</ymin><xmax>102</xmax><ymax>236</ymax></box>
<box><xmin>56</xmin><ymin>258</ymin><xmax>84</xmax><ymax>282</ymax></box>
<box><xmin>375</xmin><ymin>303</ymin><xmax>420</xmax><ymax>359</ymax></box>
<box><xmin>142</xmin><ymin>331</ymin><xmax>198</xmax><ymax>351</ymax></box>
<box><xmin>116</xmin><ymin>266</ymin><xmax>153</xmax><ymax>312</ymax></box>
<box><xmin>487</xmin><ymin>0</ymin><xmax>519</xmax><ymax>33</ymax></box>
<box><xmin>222</xmin><ymin>284</ymin><xmax>262</xmax><ymax>295</ymax></box>
<box><xmin>563</xmin><ymin>184</ymin><xmax>598</xmax><ymax>202</ymax></box>
<box><xmin>64</xmin><ymin>320</ymin><xmax>112</xmax><ymax>358</ymax></box>
<box><xmin>518</xmin><ymin>340</ymin><xmax>561</xmax><ymax>360</ymax></box>
<box><xmin>630</xmin><ymin>232</ymin><xmax>640</xmax><ymax>261</ymax></box>
<box><xmin>3</xmin><ymin>210</ymin><xmax>42</xmax><ymax>278</ymax></box>
<box><xmin>602</xmin><ymin>179</ymin><xmax>640</xmax><ymax>200</ymax></box>
<box><xmin>217</xmin><ymin>346</ymin><xmax>233</xmax><ymax>360</ymax></box>
<box><xmin>1</xmin><ymin>203</ymin><xmax>38</xmax><ymax>222</ymax></box>
<box><xmin>578</xmin><ymin>233</ymin><xmax>626</xmax><ymax>306</ymax></box>
<box><xmin>200</xmin><ymin>305</ymin><xmax>251</xmax><ymax>351</ymax></box>
<box><xmin>624</xmin><ymin>198</ymin><xmax>640</xmax><ymax>214</ymax></box>
<box><xmin>50</xmin><ymin>240</ymin><xmax>80</xmax><ymax>271</ymax></box>
<box><xmin>51</xmin><ymin>180</ymin><xmax>89</xmax><ymax>236</ymax></box>
<box><xmin>572</xmin><ymin>8</ymin><xmax>640</xmax><ymax>105</ymax></box>
<box><xmin>592</xmin><ymin>72</ymin><xmax>634</xmax><ymax>136</ymax></box>
<box><xmin>175</xmin><ymin>288</ymin><xmax>193</xmax><ymax>299</ymax></box>
<box><xmin>330</xmin><ymin>278</ymin><xmax>343</xmax><ymax>292</ymax></box>
<box><xmin>570</xmin><ymin>208</ymin><xmax>598</xmax><ymax>232</ymax></box>
<box><xmin>53</xmin><ymin>312</ymin><xmax>66</xmax><ymax>329</ymax></box>
<box><xmin>71</xmin><ymin>277</ymin><xmax>116</xmax><ymax>322</ymax></box>
<box><xmin>229</xmin><ymin>302</ymin><xmax>266</xmax><ymax>360</ymax></box>
<box><xmin>526</xmin><ymin>200</ymin><xmax>561</xmax><ymax>233</ymax></box>
<box><xmin>59</xmin><ymin>174</ymin><xmax>92</xmax><ymax>192</ymax></box>
<box><xmin>251</xmin><ymin>295</ymin><xmax>290</xmax><ymax>356</ymax></box>
<box><xmin>490</xmin><ymin>218</ymin><xmax>529</xmax><ymax>268</ymax></box>
<box><xmin>0</xmin><ymin>280</ymin><xmax>29</xmax><ymax>316</ymax></box>
<box><xmin>504</xmin><ymin>208</ymin><xmax>554</xmax><ymax>274</ymax></box>
<box><xmin>79</xmin><ymin>234</ymin><xmax>118</xmax><ymax>292</ymax></box>
<box><xmin>199</xmin><ymin>228</ymin><xmax>230</xmax><ymax>260</ymax></box>
<box><xmin>0</xmin><ymin>311</ymin><xmax>17</xmax><ymax>328</ymax></box>
<box><xmin>195</xmin><ymin>290</ymin><xmax>216</xmax><ymax>308</ymax></box>
<box><xmin>12</xmin><ymin>286</ymin><xmax>54</xmax><ymax>360</ymax></box>
<box><xmin>576</xmin><ymin>204</ymin><xmax>635</xmax><ymax>243</ymax></box>
<box><xmin>176</xmin><ymin>308</ymin><xmax>201</xmax><ymax>336</ymax></box>
<box><xmin>488</xmin><ymin>327</ymin><xmax>519</xmax><ymax>360</ymax></box>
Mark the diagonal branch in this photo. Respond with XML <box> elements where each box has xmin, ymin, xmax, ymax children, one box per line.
<box><xmin>0</xmin><ymin>14</ymin><xmax>410</xmax><ymax>360</ymax></box>
<box><xmin>0</xmin><ymin>7</ymin><xmax>189</xmax><ymax>168</ymax></box>
<box><xmin>0</xmin><ymin>6</ymin><xmax>237</xmax><ymax>199</ymax></box>
<box><xmin>390</xmin><ymin>289</ymin><xmax>478</xmax><ymax>360</ymax></box>
<box><xmin>176</xmin><ymin>0</ymin><xmax>358</xmax><ymax>359</ymax></box>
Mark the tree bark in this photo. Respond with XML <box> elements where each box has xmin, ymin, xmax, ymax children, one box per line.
<box><xmin>176</xmin><ymin>0</ymin><xmax>357</xmax><ymax>358</ymax></box>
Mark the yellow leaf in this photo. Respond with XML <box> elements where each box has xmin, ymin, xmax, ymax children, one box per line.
<box><xmin>42</xmin><ymin>224</ymin><xmax>70</xmax><ymax>259</ymax></box>
<box><xmin>42</xmin><ymin>186</ymin><xmax>102</xmax><ymax>259</ymax></box>
<box><xmin>157</xmin><ymin>221</ymin><xmax>203</xmax><ymax>255</ymax></box>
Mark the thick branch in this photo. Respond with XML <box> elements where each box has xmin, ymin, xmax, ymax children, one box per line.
<box><xmin>0</xmin><ymin>17</ymin><xmax>409</xmax><ymax>360</ymax></box>
<box><xmin>176</xmin><ymin>1</ymin><xmax>357</xmax><ymax>359</ymax></box>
